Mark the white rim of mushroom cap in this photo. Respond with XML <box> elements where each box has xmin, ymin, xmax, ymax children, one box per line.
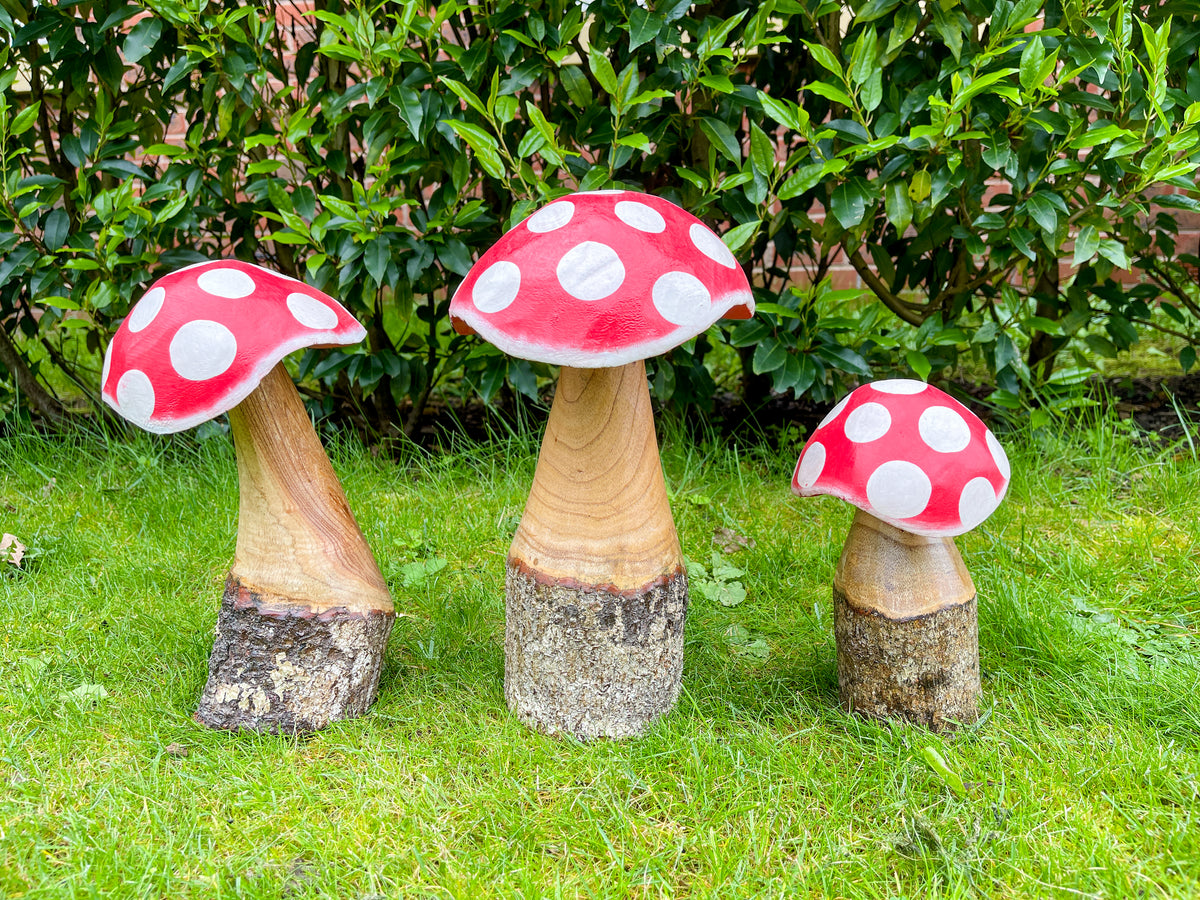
<box><xmin>449</xmin><ymin>190</ymin><xmax>754</xmax><ymax>367</ymax></box>
<box><xmin>101</xmin><ymin>260</ymin><xmax>366</xmax><ymax>434</ymax></box>
<box><xmin>792</xmin><ymin>379</ymin><xmax>1010</xmax><ymax>537</ymax></box>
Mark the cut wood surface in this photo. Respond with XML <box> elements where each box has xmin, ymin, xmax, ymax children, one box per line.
<box><xmin>508</xmin><ymin>361</ymin><xmax>682</xmax><ymax>591</ymax></box>
<box><xmin>834</xmin><ymin>509</ymin><xmax>974</xmax><ymax>620</ymax></box>
<box><xmin>226</xmin><ymin>363</ymin><xmax>392</xmax><ymax>614</ymax></box>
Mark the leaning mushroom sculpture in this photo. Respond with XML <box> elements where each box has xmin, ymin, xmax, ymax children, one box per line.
<box><xmin>792</xmin><ymin>379</ymin><xmax>1010</xmax><ymax>729</ymax></box>
<box><xmin>101</xmin><ymin>260</ymin><xmax>394</xmax><ymax>733</ymax></box>
<box><xmin>450</xmin><ymin>189</ymin><xmax>753</xmax><ymax>739</ymax></box>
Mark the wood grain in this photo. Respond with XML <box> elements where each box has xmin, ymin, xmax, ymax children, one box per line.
<box><xmin>508</xmin><ymin>361</ymin><xmax>683</xmax><ymax>592</ymax></box>
<box><xmin>226</xmin><ymin>363</ymin><xmax>392</xmax><ymax>614</ymax></box>
<box><xmin>834</xmin><ymin>509</ymin><xmax>974</xmax><ymax>620</ymax></box>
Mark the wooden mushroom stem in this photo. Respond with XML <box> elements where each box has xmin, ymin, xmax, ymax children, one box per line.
<box><xmin>505</xmin><ymin>361</ymin><xmax>687</xmax><ymax>739</ymax></box>
<box><xmin>195</xmin><ymin>362</ymin><xmax>393</xmax><ymax>734</ymax></box>
<box><xmin>832</xmin><ymin>509</ymin><xmax>980</xmax><ymax>730</ymax></box>
<box><xmin>226</xmin><ymin>363</ymin><xmax>392</xmax><ymax>614</ymax></box>
<box><xmin>509</xmin><ymin>361</ymin><xmax>682</xmax><ymax>590</ymax></box>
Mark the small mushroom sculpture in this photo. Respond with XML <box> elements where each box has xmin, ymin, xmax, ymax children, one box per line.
<box><xmin>101</xmin><ymin>260</ymin><xmax>394</xmax><ymax>733</ymax></box>
<box><xmin>792</xmin><ymin>379</ymin><xmax>1010</xmax><ymax>729</ymax></box>
<box><xmin>450</xmin><ymin>189</ymin><xmax>753</xmax><ymax>739</ymax></box>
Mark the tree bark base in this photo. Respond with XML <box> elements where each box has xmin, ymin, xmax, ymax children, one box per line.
<box><xmin>504</xmin><ymin>560</ymin><xmax>688</xmax><ymax>740</ymax></box>
<box><xmin>195</xmin><ymin>575</ymin><xmax>394</xmax><ymax>734</ymax></box>
<box><xmin>834</xmin><ymin>587</ymin><xmax>979</xmax><ymax>731</ymax></box>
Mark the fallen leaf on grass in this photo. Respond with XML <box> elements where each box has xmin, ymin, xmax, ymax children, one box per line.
<box><xmin>59</xmin><ymin>683</ymin><xmax>108</xmax><ymax>707</ymax></box>
<box><xmin>713</xmin><ymin>527</ymin><xmax>756</xmax><ymax>553</ymax></box>
<box><xmin>1</xmin><ymin>533</ymin><xmax>26</xmax><ymax>568</ymax></box>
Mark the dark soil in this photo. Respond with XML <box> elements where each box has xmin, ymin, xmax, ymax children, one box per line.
<box><xmin>405</xmin><ymin>372</ymin><xmax>1200</xmax><ymax>451</ymax></box>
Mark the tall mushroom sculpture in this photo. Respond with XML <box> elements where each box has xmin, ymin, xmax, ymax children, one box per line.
<box><xmin>450</xmin><ymin>189</ymin><xmax>753</xmax><ymax>739</ymax></box>
<box><xmin>101</xmin><ymin>260</ymin><xmax>395</xmax><ymax>733</ymax></box>
<box><xmin>792</xmin><ymin>379</ymin><xmax>1010</xmax><ymax>729</ymax></box>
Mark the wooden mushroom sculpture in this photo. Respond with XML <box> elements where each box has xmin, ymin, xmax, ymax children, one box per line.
<box><xmin>792</xmin><ymin>379</ymin><xmax>1010</xmax><ymax>729</ymax></box>
<box><xmin>101</xmin><ymin>260</ymin><xmax>394</xmax><ymax>733</ymax></box>
<box><xmin>450</xmin><ymin>190</ymin><xmax>753</xmax><ymax>739</ymax></box>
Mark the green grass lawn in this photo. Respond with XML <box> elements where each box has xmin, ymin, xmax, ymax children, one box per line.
<box><xmin>1</xmin><ymin>408</ymin><xmax>1198</xmax><ymax>899</ymax></box>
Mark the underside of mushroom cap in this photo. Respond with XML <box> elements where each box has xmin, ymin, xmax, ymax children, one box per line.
<box><xmin>792</xmin><ymin>379</ymin><xmax>1011</xmax><ymax>537</ymax></box>
<box><xmin>101</xmin><ymin>260</ymin><xmax>366</xmax><ymax>434</ymax></box>
<box><xmin>449</xmin><ymin>190</ymin><xmax>754</xmax><ymax>367</ymax></box>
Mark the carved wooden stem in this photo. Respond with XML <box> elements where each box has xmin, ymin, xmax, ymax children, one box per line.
<box><xmin>505</xmin><ymin>361</ymin><xmax>687</xmax><ymax>739</ymax></box>
<box><xmin>195</xmin><ymin>363</ymin><xmax>394</xmax><ymax>733</ymax></box>
<box><xmin>227</xmin><ymin>363</ymin><xmax>392</xmax><ymax>613</ymax></box>
<box><xmin>833</xmin><ymin>509</ymin><xmax>980</xmax><ymax>730</ymax></box>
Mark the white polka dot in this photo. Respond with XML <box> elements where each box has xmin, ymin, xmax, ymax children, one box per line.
<box><xmin>872</xmin><ymin>379</ymin><xmax>927</xmax><ymax>395</ymax></box>
<box><xmin>101</xmin><ymin>344</ymin><xmax>113</xmax><ymax>389</ymax></box>
<box><xmin>557</xmin><ymin>242</ymin><xmax>625</xmax><ymax>301</ymax></box>
<box><xmin>169</xmin><ymin>320</ymin><xmax>238</xmax><ymax>381</ymax></box>
<box><xmin>958</xmin><ymin>477</ymin><xmax>999</xmax><ymax>531</ymax></box>
<box><xmin>472</xmin><ymin>261</ymin><xmax>522</xmax><ymax>313</ymax></box>
<box><xmin>615</xmin><ymin>200</ymin><xmax>665</xmax><ymax>233</ymax></box>
<box><xmin>652</xmin><ymin>271</ymin><xmax>711</xmax><ymax>326</ymax></box>
<box><xmin>287</xmin><ymin>292</ymin><xmax>339</xmax><ymax>330</ymax></box>
<box><xmin>526</xmin><ymin>201</ymin><xmax>575</xmax><ymax>233</ymax></box>
<box><xmin>866</xmin><ymin>460</ymin><xmax>932</xmax><ymax>521</ymax></box>
<box><xmin>128</xmin><ymin>287</ymin><xmax>165</xmax><ymax>333</ymax></box>
<box><xmin>115</xmin><ymin>369</ymin><xmax>155</xmax><ymax>424</ymax></box>
<box><xmin>919</xmin><ymin>406</ymin><xmax>971</xmax><ymax>453</ymax></box>
<box><xmin>689</xmin><ymin>223</ymin><xmax>738</xmax><ymax>269</ymax></box>
<box><xmin>819</xmin><ymin>394</ymin><xmax>853</xmax><ymax>429</ymax></box>
<box><xmin>794</xmin><ymin>441</ymin><xmax>826</xmax><ymax>489</ymax></box>
<box><xmin>844</xmin><ymin>402</ymin><xmax>891</xmax><ymax>443</ymax></box>
<box><xmin>987</xmin><ymin>431</ymin><xmax>1010</xmax><ymax>481</ymax></box>
<box><xmin>197</xmin><ymin>267</ymin><xmax>256</xmax><ymax>299</ymax></box>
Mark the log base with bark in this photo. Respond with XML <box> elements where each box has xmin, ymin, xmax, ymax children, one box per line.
<box><xmin>195</xmin><ymin>575</ymin><xmax>394</xmax><ymax>734</ymax></box>
<box><xmin>504</xmin><ymin>561</ymin><xmax>688</xmax><ymax>740</ymax></box>
<box><xmin>832</xmin><ymin>510</ymin><xmax>980</xmax><ymax>730</ymax></box>
<box><xmin>834</xmin><ymin>589</ymin><xmax>979</xmax><ymax>730</ymax></box>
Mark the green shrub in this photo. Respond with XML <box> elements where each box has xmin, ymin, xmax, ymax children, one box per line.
<box><xmin>1</xmin><ymin>0</ymin><xmax>1197</xmax><ymax>432</ymax></box>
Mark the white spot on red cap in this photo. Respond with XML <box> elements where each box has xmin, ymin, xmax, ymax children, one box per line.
<box><xmin>872</xmin><ymin>379</ymin><xmax>927</xmax><ymax>395</ymax></box>
<box><xmin>866</xmin><ymin>460</ymin><xmax>931</xmax><ymax>520</ymax></box>
<box><xmin>987</xmin><ymin>431</ymin><xmax>1010</xmax><ymax>480</ymax></box>
<box><xmin>287</xmin><ymin>293</ymin><xmax>339</xmax><ymax>330</ymax></box>
<box><xmin>919</xmin><ymin>406</ymin><xmax>970</xmax><ymax>453</ymax></box>
<box><xmin>819</xmin><ymin>394</ymin><xmax>852</xmax><ymax>429</ymax></box>
<box><xmin>170</xmin><ymin>320</ymin><xmax>238</xmax><ymax>381</ymax></box>
<box><xmin>473</xmin><ymin>261</ymin><xmax>522</xmax><ymax>313</ymax></box>
<box><xmin>101</xmin><ymin>343</ymin><xmax>112</xmax><ymax>389</ymax></box>
<box><xmin>652</xmin><ymin>271</ymin><xmax>711</xmax><ymax>326</ymax></box>
<box><xmin>689</xmin><ymin>223</ymin><xmax>737</xmax><ymax>269</ymax></box>
<box><xmin>527</xmin><ymin>202</ymin><xmax>575</xmax><ymax>233</ymax></box>
<box><xmin>794</xmin><ymin>441</ymin><xmax>826</xmax><ymax>489</ymax></box>
<box><xmin>128</xmin><ymin>287</ymin><xmax>165</xmax><ymax>333</ymax></box>
<box><xmin>958</xmin><ymin>477</ymin><xmax>999</xmax><ymax>531</ymax></box>
<box><xmin>197</xmin><ymin>267</ymin><xmax>256</xmax><ymax>299</ymax></box>
<box><xmin>844</xmin><ymin>402</ymin><xmax>890</xmax><ymax>443</ymax></box>
<box><xmin>615</xmin><ymin>200</ymin><xmax>665</xmax><ymax>233</ymax></box>
<box><xmin>116</xmin><ymin>369</ymin><xmax>155</xmax><ymax>424</ymax></box>
<box><xmin>557</xmin><ymin>241</ymin><xmax>624</xmax><ymax>301</ymax></box>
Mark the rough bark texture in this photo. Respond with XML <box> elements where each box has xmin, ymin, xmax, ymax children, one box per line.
<box><xmin>505</xmin><ymin>561</ymin><xmax>688</xmax><ymax>740</ymax></box>
<box><xmin>834</xmin><ymin>589</ymin><xmax>979</xmax><ymax>730</ymax></box>
<box><xmin>195</xmin><ymin>575</ymin><xmax>394</xmax><ymax>734</ymax></box>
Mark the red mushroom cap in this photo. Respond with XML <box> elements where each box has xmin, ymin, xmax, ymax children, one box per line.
<box><xmin>100</xmin><ymin>260</ymin><xmax>366</xmax><ymax>434</ymax></box>
<box><xmin>792</xmin><ymin>379</ymin><xmax>1010</xmax><ymax>537</ymax></box>
<box><xmin>449</xmin><ymin>190</ymin><xmax>753</xmax><ymax>367</ymax></box>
